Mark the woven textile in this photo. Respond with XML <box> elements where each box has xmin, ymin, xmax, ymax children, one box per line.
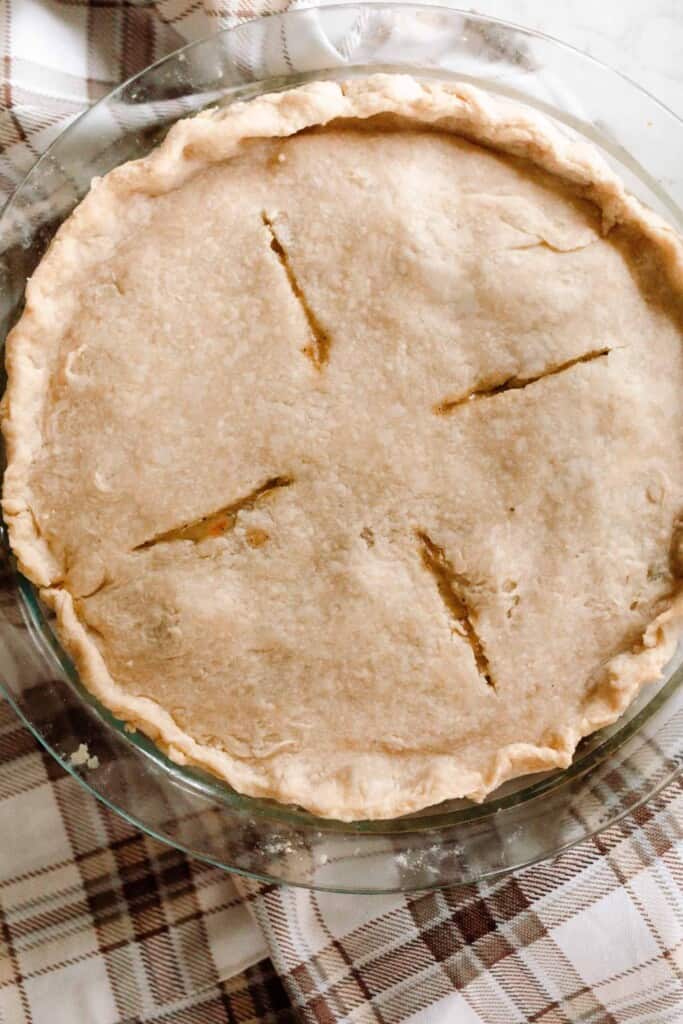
<box><xmin>0</xmin><ymin>2</ymin><xmax>682</xmax><ymax>1022</ymax></box>
<box><xmin>2</xmin><ymin>691</ymin><xmax>682</xmax><ymax>1022</ymax></box>
<box><xmin>0</xmin><ymin>695</ymin><xmax>292</xmax><ymax>1023</ymax></box>
<box><xmin>0</xmin><ymin>0</ymin><xmax>293</xmax><ymax>203</ymax></box>
<box><xmin>237</xmin><ymin>785</ymin><xmax>683</xmax><ymax>1022</ymax></box>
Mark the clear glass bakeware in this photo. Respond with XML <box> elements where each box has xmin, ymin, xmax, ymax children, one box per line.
<box><xmin>0</xmin><ymin>4</ymin><xmax>681</xmax><ymax>893</ymax></box>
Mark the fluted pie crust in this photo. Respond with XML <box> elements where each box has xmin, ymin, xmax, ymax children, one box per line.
<box><xmin>3</xmin><ymin>76</ymin><xmax>683</xmax><ymax>820</ymax></box>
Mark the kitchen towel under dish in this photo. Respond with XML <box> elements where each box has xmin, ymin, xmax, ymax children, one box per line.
<box><xmin>1</xmin><ymin>2</ymin><xmax>683</xmax><ymax>1022</ymax></box>
<box><xmin>2</xmin><ymin>688</ymin><xmax>683</xmax><ymax>1024</ymax></box>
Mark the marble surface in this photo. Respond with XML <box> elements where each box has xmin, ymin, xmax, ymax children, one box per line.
<box><xmin>470</xmin><ymin>0</ymin><xmax>682</xmax><ymax>114</ymax></box>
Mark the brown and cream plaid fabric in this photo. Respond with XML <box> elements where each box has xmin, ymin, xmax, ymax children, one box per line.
<box><xmin>0</xmin><ymin>696</ymin><xmax>294</xmax><ymax>1024</ymax></box>
<box><xmin>2</xmin><ymin>682</ymin><xmax>682</xmax><ymax>1023</ymax></box>
<box><xmin>1</xmin><ymin>2</ymin><xmax>683</xmax><ymax>1022</ymax></box>
<box><xmin>236</xmin><ymin>779</ymin><xmax>683</xmax><ymax>1022</ymax></box>
<box><xmin>0</xmin><ymin>0</ymin><xmax>298</xmax><ymax>205</ymax></box>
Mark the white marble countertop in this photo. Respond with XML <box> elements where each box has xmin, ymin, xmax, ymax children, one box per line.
<box><xmin>470</xmin><ymin>0</ymin><xmax>682</xmax><ymax>114</ymax></box>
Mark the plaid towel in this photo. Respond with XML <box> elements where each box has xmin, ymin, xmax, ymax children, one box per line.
<box><xmin>0</xmin><ymin>3</ymin><xmax>682</xmax><ymax>1022</ymax></box>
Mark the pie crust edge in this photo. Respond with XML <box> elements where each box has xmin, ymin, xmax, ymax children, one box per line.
<box><xmin>3</xmin><ymin>75</ymin><xmax>683</xmax><ymax>820</ymax></box>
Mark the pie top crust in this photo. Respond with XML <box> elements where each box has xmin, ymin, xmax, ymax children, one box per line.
<box><xmin>3</xmin><ymin>75</ymin><xmax>683</xmax><ymax>820</ymax></box>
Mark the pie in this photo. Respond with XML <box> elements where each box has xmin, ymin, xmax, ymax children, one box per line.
<box><xmin>3</xmin><ymin>76</ymin><xmax>683</xmax><ymax>821</ymax></box>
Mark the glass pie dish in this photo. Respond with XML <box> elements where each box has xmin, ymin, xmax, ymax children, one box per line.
<box><xmin>0</xmin><ymin>4</ymin><xmax>681</xmax><ymax>894</ymax></box>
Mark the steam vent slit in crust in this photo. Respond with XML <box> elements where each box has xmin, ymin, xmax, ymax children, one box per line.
<box><xmin>3</xmin><ymin>75</ymin><xmax>683</xmax><ymax>820</ymax></box>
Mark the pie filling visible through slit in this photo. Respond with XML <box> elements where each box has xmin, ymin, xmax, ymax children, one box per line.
<box><xmin>3</xmin><ymin>76</ymin><xmax>683</xmax><ymax>820</ymax></box>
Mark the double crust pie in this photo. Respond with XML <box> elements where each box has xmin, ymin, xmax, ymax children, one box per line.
<box><xmin>3</xmin><ymin>76</ymin><xmax>683</xmax><ymax>820</ymax></box>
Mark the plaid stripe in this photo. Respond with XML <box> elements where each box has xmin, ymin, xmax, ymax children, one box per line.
<box><xmin>0</xmin><ymin>697</ymin><xmax>287</xmax><ymax>1024</ymax></box>
<box><xmin>0</xmin><ymin>0</ymin><xmax>298</xmax><ymax>204</ymax></box>
<box><xmin>236</xmin><ymin>783</ymin><xmax>683</xmax><ymax>1023</ymax></box>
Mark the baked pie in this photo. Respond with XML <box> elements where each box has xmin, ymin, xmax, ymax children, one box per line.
<box><xmin>3</xmin><ymin>76</ymin><xmax>683</xmax><ymax>820</ymax></box>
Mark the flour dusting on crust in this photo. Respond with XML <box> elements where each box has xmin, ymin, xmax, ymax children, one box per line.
<box><xmin>3</xmin><ymin>76</ymin><xmax>683</xmax><ymax>820</ymax></box>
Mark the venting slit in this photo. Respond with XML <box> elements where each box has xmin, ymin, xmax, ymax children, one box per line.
<box><xmin>261</xmin><ymin>212</ymin><xmax>330</xmax><ymax>368</ymax></box>
<box><xmin>134</xmin><ymin>476</ymin><xmax>292</xmax><ymax>550</ymax></box>
<box><xmin>417</xmin><ymin>530</ymin><xmax>495</xmax><ymax>690</ymax></box>
<box><xmin>436</xmin><ymin>347</ymin><xmax>611</xmax><ymax>414</ymax></box>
